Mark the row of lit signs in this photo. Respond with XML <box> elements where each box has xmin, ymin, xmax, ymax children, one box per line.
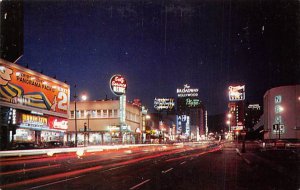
<box><xmin>18</xmin><ymin>113</ymin><xmax>68</xmax><ymax>131</ymax></box>
<box><xmin>154</xmin><ymin>97</ymin><xmax>201</xmax><ymax>110</ymax></box>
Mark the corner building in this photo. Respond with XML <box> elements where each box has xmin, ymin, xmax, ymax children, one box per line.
<box><xmin>68</xmin><ymin>100</ymin><xmax>143</xmax><ymax>145</ymax></box>
<box><xmin>263</xmin><ymin>85</ymin><xmax>300</xmax><ymax>140</ymax></box>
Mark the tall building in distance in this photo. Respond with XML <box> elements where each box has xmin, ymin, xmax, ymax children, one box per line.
<box><xmin>227</xmin><ymin>85</ymin><xmax>246</xmax><ymax>132</ymax></box>
<box><xmin>245</xmin><ymin>103</ymin><xmax>262</xmax><ymax>130</ymax></box>
<box><xmin>0</xmin><ymin>0</ymin><xmax>23</xmax><ymax>62</ymax></box>
<box><xmin>176</xmin><ymin>84</ymin><xmax>206</xmax><ymax>140</ymax></box>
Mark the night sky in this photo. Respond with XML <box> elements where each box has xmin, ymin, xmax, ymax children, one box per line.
<box><xmin>18</xmin><ymin>0</ymin><xmax>299</xmax><ymax>115</ymax></box>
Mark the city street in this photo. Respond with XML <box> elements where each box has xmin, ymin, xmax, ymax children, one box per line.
<box><xmin>0</xmin><ymin>142</ymin><xmax>298</xmax><ymax>190</ymax></box>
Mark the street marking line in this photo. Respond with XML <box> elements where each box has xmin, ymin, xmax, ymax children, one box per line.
<box><xmin>26</xmin><ymin>175</ymin><xmax>85</xmax><ymax>190</ymax></box>
<box><xmin>243</xmin><ymin>158</ymin><xmax>251</xmax><ymax>165</ymax></box>
<box><xmin>162</xmin><ymin>168</ymin><xmax>173</xmax><ymax>174</ymax></box>
<box><xmin>105</xmin><ymin>165</ymin><xmax>126</xmax><ymax>171</ymax></box>
<box><xmin>129</xmin><ymin>179</ymin><xmax>151</xmax><ymax>190</ymax></box>
<box><xmin>180</xmin><ymin>161</ymin><xmax>186</xmax><ymax>165</ymax></box>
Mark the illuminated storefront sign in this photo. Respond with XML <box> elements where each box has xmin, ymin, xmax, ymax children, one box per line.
<box><xmin>154</xmin><ymin>98</ymin><xmax>175</xmax><ymax>111</ymax></box>
<box><xmin>0</xmin><ymin>60</ymin><xmax>70</xmax><ymax>118</ymax></box>
<box><xmin>48</xmin><ymin>116</ymin><xmax>68</xmax><ymax>130</ymax></box>
<box><xmin>177</xmin><ymin>84</ymin><xmax>199</xmax><ymax>97</ymax></box>
<box><xmin>108</xmin><ymin>126</ymin><xmax>120</xmax><ymax>132</ymax></box>
<box><xmin>186</xmin><ymin>98</ymin><xmax>201</xmax><ymax>107</ymax></box>
<box><xmin>20</xmin><ymin>114</ymin><xmax>48</xmax><ymax>129</ymax></box>
<box><xmin>228</xmin><ymin>85</ymin><xmax>245</xmax><ymax>101</ymax></box>
<box><xmin>110</xmin><ymin>74</ymin><xmax>127</xmax><ymax>96</ymax></box>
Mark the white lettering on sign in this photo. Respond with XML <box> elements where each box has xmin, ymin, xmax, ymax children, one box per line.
<box><xmin>53</xmin><ymin>119</ymin><xmax>68</xmax><ymax>130</ymax></box>
<box><xmin>177</xmin><ymin>84</ymin><xmax>199</xmax><ymax>97</ymax></box>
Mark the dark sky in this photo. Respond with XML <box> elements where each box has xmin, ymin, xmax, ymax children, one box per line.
<box><xmin>18</xmin><ymin>0</ymin><xmax>299</xmax><ymax>115</ymax></box>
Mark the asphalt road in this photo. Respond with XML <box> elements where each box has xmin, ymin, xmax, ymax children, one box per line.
<box><xmin>0</xmin><ymin>142</ymin><xmax>298</xmax><ymax>190</ymax></box>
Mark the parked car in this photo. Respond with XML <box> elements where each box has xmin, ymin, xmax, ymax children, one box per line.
<box><xmin>12</xmin><ymin>142</ymin><xmax>36</xmax><ymax>150</ymax></box>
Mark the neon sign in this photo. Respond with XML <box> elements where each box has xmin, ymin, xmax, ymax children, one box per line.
<box><xmin>228</xmin><ymin>85</ymin><xmax>245</xmax><ymax>101</ymax></box>
<box><xmin>110</xmin><ymin>74</ymin><xmax>127</xmax><ymax>96</ymax></box>
<box><xmin>177</xmin><ymin>84</ymin><xmax>198</xmax><ymax>97</ymax></box>
<box><xmin>186</xmin><ymin>98</ymin><xmax>201</xmax><ymax>107</ymax></box>
<box><xmin>154</xmin><ymin>98</ymin><xmax>175</xmax><ymax>111</ymax></box>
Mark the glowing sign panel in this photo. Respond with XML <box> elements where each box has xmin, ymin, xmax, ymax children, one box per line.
<box><xmin>177</xmin><ymin>84</ymin><xmax>198</xmax><ymax>97</ymax></box>
<box><xmin>228</xmin><ymin>85</ymin><xmax>245</xmax><ymax>101</ymax></box>
<box><xmin>186</xmin><ymin>98</ymin><xmax>201</xmax><ymax>107</ymax></box>
<box><xmin>110</xmin><ymin>75</ymin><xmax>127</xmax><ymax>96</ymax></box>
<box><xmin>0</xmin><ymin>59</ymin><xmax>70</xmax><ymax>118</ymax></box>
<box><xmin>154</xmin><ymin>98</ymin><xmax>175</xmax><ymax>111</ymax></box>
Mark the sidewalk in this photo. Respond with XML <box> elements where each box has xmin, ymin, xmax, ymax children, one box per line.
<box><xmin>236</xmin><ymin>142</ymin><xmax>299</xmax><ymax>183</ymax></box>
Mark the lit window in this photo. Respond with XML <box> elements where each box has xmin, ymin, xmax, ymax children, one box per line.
<box><xmin>70</xmin><ymin>111</ymin><xmax>74</xmax><ymax>118</ymax></box>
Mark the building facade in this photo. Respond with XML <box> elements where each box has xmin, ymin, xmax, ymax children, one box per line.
<box><xmin>67</xmin><ymin>99</ymin><xmax>143</xmax><ymax>145</ymax></box>
<box><xmin>0</xmin><ymin>59</ymin><xmax>70</xmax><ymax>150</ymax></box>
<box><xmin>263</xmin><ymin>85</ymin><xmax>300</xmax><ymax>140</ymax></box>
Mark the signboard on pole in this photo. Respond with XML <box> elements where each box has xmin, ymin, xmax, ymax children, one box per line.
<box><xmin>110</xmin><ymin>74</ymin><xmax>127</xmax><ymax>96</ymax></box>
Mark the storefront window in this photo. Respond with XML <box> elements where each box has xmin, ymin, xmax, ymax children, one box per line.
<box><xmin>91</xmin><ymin>110</ymin><xmax>97</xmax><ymax>118</ymax></box>
<box><xmin>14</xmin><ymin>128</ymin><xmax>35</xmax><ymax>142</ymax></box>
<box><xmin>108</xmin><ymin>110</ymin><xmax>113</xmax><ymax>117</ymax></box>
<box><xmin>70</xmin><ymin>111</ymin><xmax>74</xmax><ymax>118</ymax></box>
<box><xmin>80</xmin><ymin>110</ymin><xmax>84</xmax><ymax>118</ymax></box>
<box><xmin>97</xmin><ymin>110</ymin><xmax>102</xmax><ymax>117</ymax></box>
<box><xmin>114</xmin><ymin>109</ymin><xmax>119</xmax><ymax>117</ymax></box>
<box><xmin>103</xmin><ymin>110</ymin><xmax>107</xmax><ymax>118</ymax></box>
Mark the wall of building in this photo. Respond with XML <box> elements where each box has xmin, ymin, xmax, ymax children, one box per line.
<box><xmin>68</xmin><ymin>100</ymin><xmax>142</xmax><ymax>144</ymax></box>
<box><xmin>263</xmin><ymin>85</ymin><xmax>300</xmax><ymax>140</ymax></box>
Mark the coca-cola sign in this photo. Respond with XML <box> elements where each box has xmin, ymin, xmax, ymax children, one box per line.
<box><xmin>110</xmin><ymin>74</ymin><xmax>127</xmax><ymax>96</ymax></box>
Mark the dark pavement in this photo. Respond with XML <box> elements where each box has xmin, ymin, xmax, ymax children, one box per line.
<box><xmin>0</xmin><ymin>141</ymin><xmax>298</xmax><ymax>190</ymax></box>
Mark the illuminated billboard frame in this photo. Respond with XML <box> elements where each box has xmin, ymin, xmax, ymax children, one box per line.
<box><xmin>0</xmin><ymin>59</ymin><xmax>70</xmax><ymax>118</ymax></box>
<box><xmin>110</xmin><ymin>74</ymin><xmax>127</xmax><ymax>96</ymax></box>
<box><xmin>154</xmin><ymin>98</ymin><xmax>175</xmax><ymax>111</ymax></box>
<box><xmin>228</xmin><ymin>85</ymin><xmax>245</xmax><ymax>101</ymax></box>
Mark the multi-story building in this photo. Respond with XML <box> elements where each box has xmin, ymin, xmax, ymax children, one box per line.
<box><xmin>263</xmin><ymin>85</ymin><xmax>300</xmax><ymax>140</ymax></box>
<box><xmin>245</xmin><ymin>104</ymin><xmax>262</xmax><ymax>130</ymax></box>
<box><xmin>67</xmin><ymin>99</ymin><xmax>143</xmax><ymax>145</ymax></box>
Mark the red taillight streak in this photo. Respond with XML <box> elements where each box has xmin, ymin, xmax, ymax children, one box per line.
<box><xmin>0</xmin><ymin>164</ymin><xmax>61</xmax><ymax>176</ymax></box>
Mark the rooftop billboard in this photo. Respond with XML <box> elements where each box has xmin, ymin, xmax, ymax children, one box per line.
<box><xmin>0</xmin><ymin>59</ymin><xmax>70</xmax><ymax>118</ymax></box>
<box><xmin>228</xmin><ymin>85</ymin><xmax>245</xmax><ymax>101</ymax></box>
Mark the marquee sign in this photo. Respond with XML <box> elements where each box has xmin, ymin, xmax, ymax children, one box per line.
<box><xmin>228</xmin><ymin>85</ymin><xmax>245</xmax><ymax>101</ymax></box>
<box><xmin>177</xmin><ymin>84</ymin><xmax>198</xmax><ymax>97</ymax></box>
<box><xmin>154</xmin><ymin>98</ymin><xmax>175</xmax><ymax>111</ymax></box>
<box><xmin>110</xmin><ymin>74</ymin><xmax>127</xmax><ymax>96</ymax></box>
<box><xmin>0</xmin><ymin>59</ymin><xmax>70</xmax><ymax>118</ymax></box>
<box><xmin>20</xmin><ymin>114</ymin><xmax>48</xmax><ymax>129</ymax></box>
